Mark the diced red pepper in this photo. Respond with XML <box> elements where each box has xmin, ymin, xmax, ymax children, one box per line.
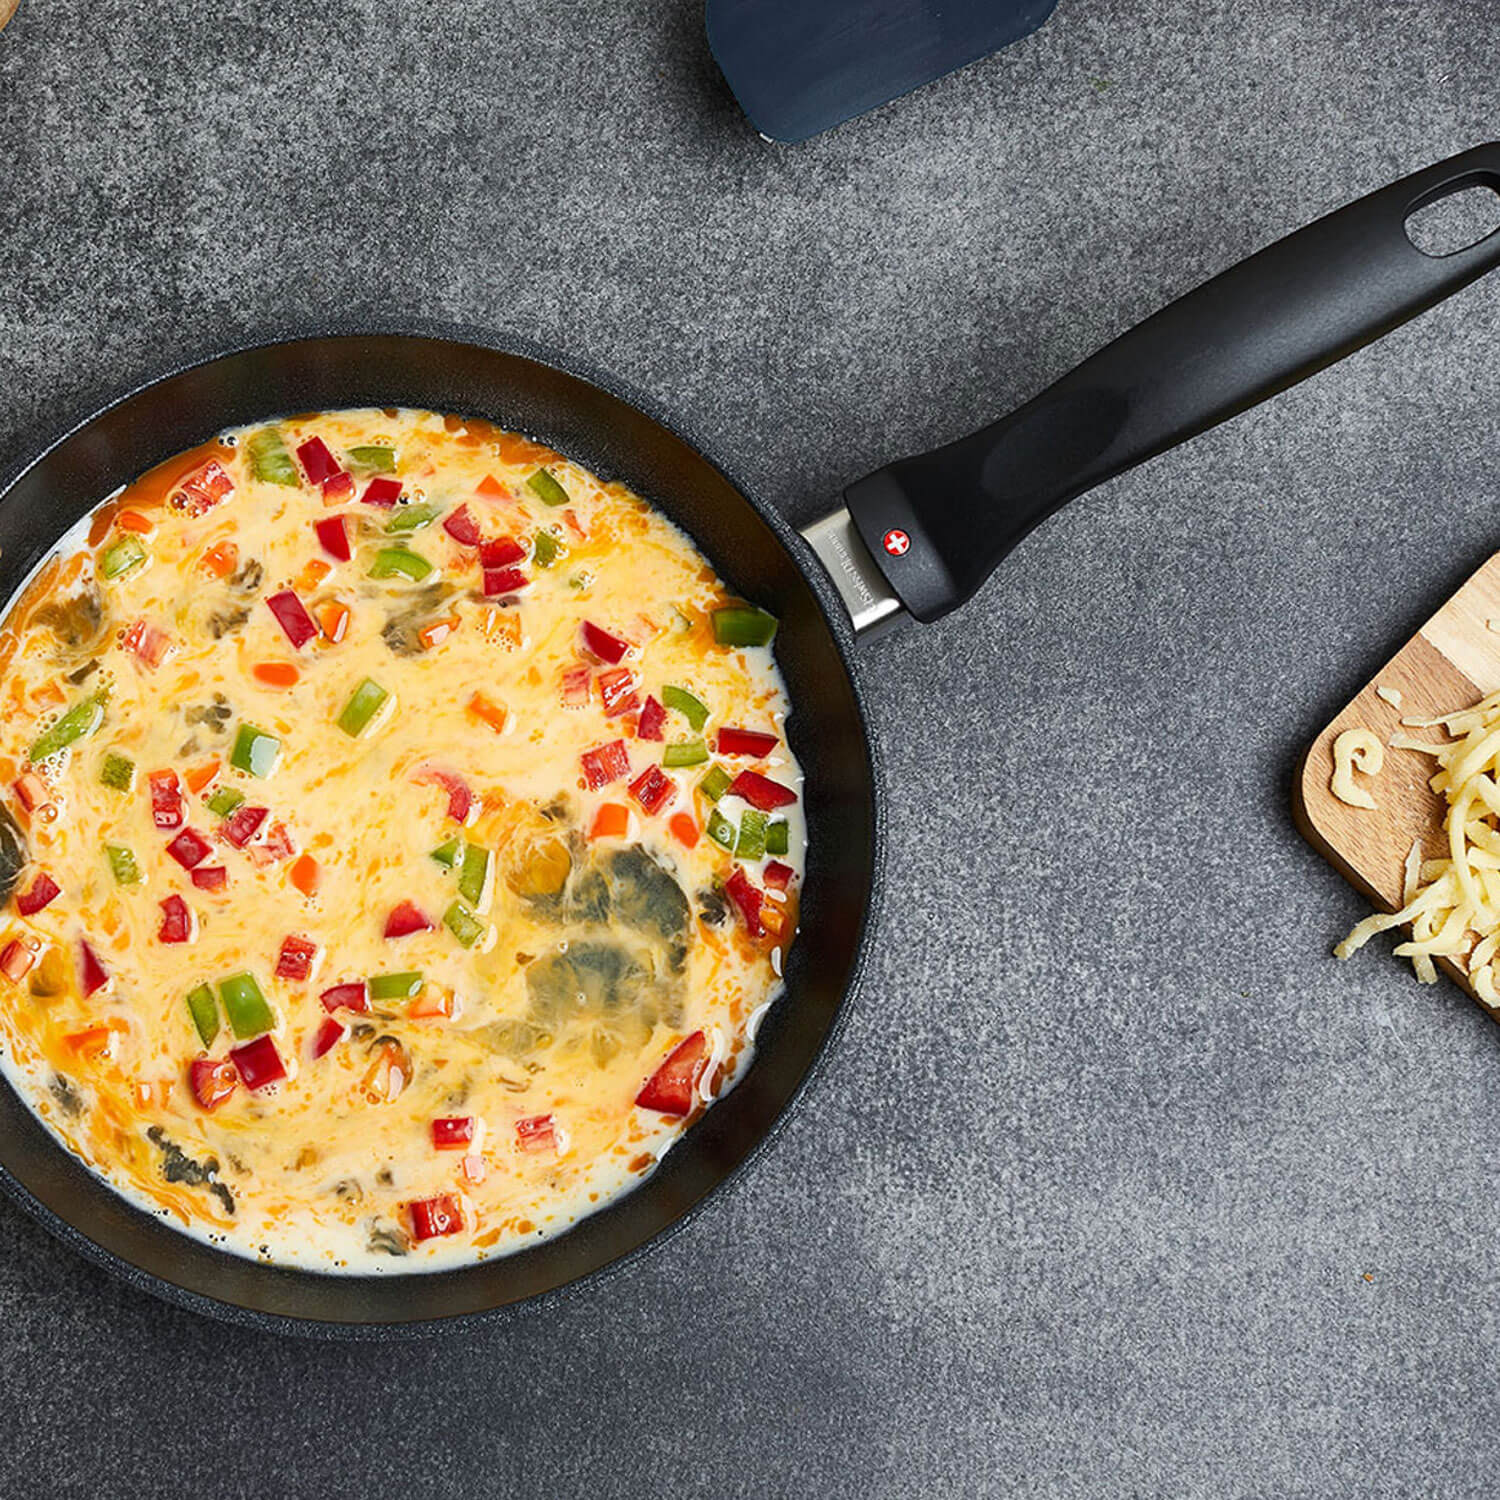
<box><xmin>515</xmin><ymin>1113</ymin><xmax>557</xmax><ymax>1152</ymax></box>
<box><xmin>362</xmin><ymin>476</ymin><xmax>403</xmax><ymax>507</ymax></box>
<box><xmin>296</xmin><ymin>436</ymin><xmax>340</xmax><ymax>485</ymax></box>
<box><xmin>479</xmin><ymin>535</ymin><xmax>523</xmax><ymax>568</ymax></box>
<box><xmin>482</xmin><ymin>567</ymin><xmax>528</xmax><ymax>597</ymax></box>
<box><xmin>149</xmin><ymin>769</ymin><xmax>185</xmax><ymax>830</ymax></box>
<box><xmin>189</xmin><ymin>1055</ymin><xmax>238</xmax><ymax>1111</ymax></box>
<box><xmin>409</xmin><ymin>1193</ymin><xmax>464</xmax><ymax>1241</ymax></box>
<box><xmin>0</xmin><ymin>936</ymin><xmax>40</xmax><ymax>981</ymax></box>
<box><xmin>229</xmin><ymin>1034</ymin><xmax>286</xmax><ymax>1090</ymax></box>
<box><xmin>320</xmin><ymin>980</ymin><xmax>369</xmax><ymax>1014</ymax></box>
<box><xmin>561</xmin><ymin>664</ymin><xmax>592</xmax><ymax>707</ymax></box>
<box><xmin>634</xmin><ymin>1031</ymin><xmax>709</xmax><ymax>1117</ymax></box>
<box><xmin>724</xmin><ymin>866</ymin><xmax>764</xmax><ymax>937</ymax></box>
<box><xmin>580</xmin><ymin>739</ymin><xmax>630</xmax><ymax>790</ymax></box>
<box><xmin>12</xmin><ymin>773</ymin><xmax>48</xmax><ymax>813</ymax></box>
<box><xmin>78</xmin><ymin>938</ymin><xmax>110</xmax><ymax>995</ymax></box>
<box><xmin>384</xmin><ymin>900</ymin><xmax>433</xmax><ymax>939</ymax></box>
<box><xmin>266</xmin><ymin>589</ymin><xmax>318</xmax><ymax>650</ymax></box>
<box><xmin>432</xmin><ymin>1116</ymin><xmax>475</xmax><ymax>1150</ymax></box>
<box><xmin>636</xmin><ymin>696</ymin><xmax>666</xmax><ymax>741</ymax></box>
<box><xmin>16</xmin><ymin>871</ymin><xmax>60</xmax><ymax>917</ymax></box>
<box><xmin>716</xmin><ymin>727</ymin><xmax>779</xmax><ymax>758</ymax></box>
<box><xmin>314</xmin><ymin>514</ymin><xmax>351</xmax><ymax>561</ymax></box>
<box><xmin>629</xmin><ymin>765</ymin><xmax>676</xmax><ymax>816</ymax></box>
<box><xmin>413</xmin><ymin>765</ymin><xmax>474</xmax><ymax>824</ymax></box>
<box><xmin>191</xmin><ymin>865</ymin><xmax>228</xmax><ymax>891</ymax></box>
<box><xmin>166</xmin><ymin>828</ymin><xmax>213</xmax><ymax>870</ymax></box>
<box><xmin>275</xmin><ymin>933</ymin><xmax>319</xmax><ymax>982</ymax></box>
<box><xmin>220</xmin><ymin>804</ymin><xmax>269</xmax><ymax>848</ymax></box>
<box><xmin>764</xmin><ymin>860</ymin><xmax>794</xmax><ymax>889</ymax></box>
<box><xmin>322</xmin><ymin>471</ymin><xmax>354</xmax><ymax>503</ymax></box>
<box><xmin>157</xmin><ymin>894</ymin><xmax>195</xmax><ymax>945</ymax></box>
<box><xmin>122</xmin><ymin>619</ymin><xmax>174</xmax><ymax>670</ymax></box>
<box><xmin>726</xmin><ymin>769</ymin><xmax>798</xmax><ymax>811</ymax></box>
<box><xmin>169</xmin><ymin>459</ymin><xmax>234</xmax><ymax>517</ymax></box>
<box><xmin>311</xmin><ymin>1015</ymin><xmax>347</xmax><ymax>1059</ymax></box>
<box><xmin>263</xmin><ymin>821</ymin><xmax>296</xmax><ymax>862</ymax></box>
<box><xmin>441</xmin><ymin>505</ymin><xmax>482</xmax><ymax>547</ymax></box>
<box><xmin>598</xmin><ymin>668</ymin><xmax>638</xmax><ymax>718</ymax></box>
<box><xmin>580</xmin><ymin>621</ymin><xmax>629</xmax><ymax>665</ymax></box>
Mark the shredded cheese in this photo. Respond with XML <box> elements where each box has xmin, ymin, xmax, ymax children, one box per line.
<box><xmin>1376</xmin><ymin>684</ymin><xmax>1403</xmax><ymax>709</ymax></box>
<box><xmin>1330</xmin><ymin>728</ymin><xmax>1384</xmax><ymax>809</ymax></box>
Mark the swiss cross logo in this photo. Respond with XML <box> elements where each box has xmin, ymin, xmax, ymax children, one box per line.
<box><xmin>882</xmin><ymin>528</ymin><xmax>911</xmax><ymax>557</ymax></box>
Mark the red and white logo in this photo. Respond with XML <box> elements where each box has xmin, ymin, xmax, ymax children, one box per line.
<box><xmin>882</xmin><ymin>528</ymin><xmax>911</xmax><ymax>557</ymax></box>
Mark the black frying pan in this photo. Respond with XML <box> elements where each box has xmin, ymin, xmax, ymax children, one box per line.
<box><xmin>1</xmin><ymin>146</ymin><xmax>1498</xmax><ymax>1336</ymax></box>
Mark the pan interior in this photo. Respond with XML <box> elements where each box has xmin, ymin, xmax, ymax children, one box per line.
<box><xmin>0</xmin><ymin>334</ymin><xmax>878</xmax><ymax>1331</ymax></box>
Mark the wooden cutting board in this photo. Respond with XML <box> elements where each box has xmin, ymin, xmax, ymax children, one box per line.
<box><xmin>1294</xmin><ymin>552</ymin><xmax>1500</xmax><ymax>1014</ymax></box>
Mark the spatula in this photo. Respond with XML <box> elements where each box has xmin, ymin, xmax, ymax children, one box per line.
<box><xmin>706</xmin><ymin>0</ymin><xmax>1061</xmax><ymax>143</ymax></box>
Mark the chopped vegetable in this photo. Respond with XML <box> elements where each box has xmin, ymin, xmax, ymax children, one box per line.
<box><xmin>724</xmin><ymin>866</ymin><xmax>764</xmax><ymax>937</ymax></box>
<box><xmin>414</xmin><ymin>766</ymin><xmax>475</xmax><ymax>824</ymax></box>
<box><xmin>0</xmin><ymin>937</ymin><xmax>39</xmax><ymax>982</ymax></box>
<box><xmin>580</xmin><ymin>739</ymin><xmax>630</xmax><ymax>790</ymax></box>
<box><xmin>183</xmin><ymin>759</ymin><xmax>220</xmax><ymax>794</ymax></box>
<box><xmin>148</xmin><ymin>769</ymin><xmax>185</xmax><ymax>829</ymax></box>
<box><xmin>252</xmin><ymin>661</ymin><xmax>299</xmax><ymax>689</ymax></box>
<box><xmin>480</xmin><ymin>537</ymin><xmax>525</xmax><ymax>569</ymax></box>
<box><xmin>99</xmin><ymin>752</ymin><xmax>135</xmax><ymax>792</ymax></box>
<box><xmin>246</xmin><ymin>428</ymin><xmax>299</xmax><ymax>486</ymax></box>
<box><xmin>288</xmin><ymin>853</ymin><xmax>320</xmax><ymax>897</ymax></box>
<box><xmin>201</xmin><ymin>540</ymin><xmax>238</xmax><ymax>578</ymax></box>
<box><xmin>482</xmin><ymin>566</ymin><xmax>528</xmax><ymax>596</ymax></box>
<box><xmin>191</xmin><ymin>865</ymin><xmax>228</xmax><ymax>891</ymax></box>
<box><xmin>442</xmin><ymin>505</ymin><xmax>481</xmax><ymax>546</ymax></box>
<box><xmin>409</xmin><ymin>1193</ymin><xmax>464</xmax><ymax>1241</ymax></box>
<box><xmin>105</xmin><ymin>845</ymin><xmax>140</xmax><ymax>885</ymax></box>
<box><xmin>385</xmin><ymin>503</ymin><xmax>440</xmax><ymax>533</ymax></box>
<box><xmin>516</xmin><ymin>1114</ymin><xmax>557</xmax><ymax>1152</ymax></box>
<box><xmin>589</xmin><ymin>802</ymin><xmax>629</xmax><ymax>840</ymax></box>
<box><xmin>296</xmin><ymin>436</ymin><xmax>340</xmax><ymax>485</ymax></box>
<box><xmin>430</xmin><ymin>838</ymin><xmax>461</xmax><ymax>869</ymax></box>
<box><xmin>368</xmin><ymin>547</ymin><xmax>432</xmax><ymax>581</ymax></box>
<box><xmin>766</xmin><ymin>820</ymin><xmax>790</xmax><ymax>857</ymax></box>
<box><xmin>443</xmin><ymin>901</ymin><xmax>485</xmax><ymax>949</ymax></box>
<box><xmin>735</xmin><ymin>810</ymin><xmax>768</xmax><ymax>860</ymax></box>
<box><xmin>598</xmin><ymin>668</ymin><xmax>638</xmax><ymax>718</ymax></box>
<box><xmin>669</xmin><ymin>812</ymin><xmax>700</xmax><ymax>849</ymax></box>
<box><xmin>189</xmin><ymin>1055</ymin><xmax>237</xmax><ymax>1111</ymax></box>
<box><xmin>526</xmin><ymin>469</ymin><xmax>569</xmax><ymax>506</ymax></box>
<box><xmin>11</xmin><ymin>773</ymin><xmax>49</xmax><ymax>814</ymax></box>
<box><xmin>635</xmin><ymin>1031</ymin><xmax>708</xmax><ymax>1116</ymax></box>
<box><xmin>157</xmin><ymin>894</ymin><xmax>196</xmax><ymax>945</ymax></box>
<box><xmin>29</xmin><ymin>695</ymin><xmax>104</xmax><ymax>763</ymax></box>
<box><xmin>276</xmin><ymin>934</ymin><xmax>319</xmax><ymax>982</ymax></box>
<box><xmin>475</xmin><ymin>474</ymin><xmax>506</xmax><ymax>497</ymax></box>
<box><xmin>362</xmin><ymin>477</ymin><xmax>403</xmax><ymax>508</ymax></box>
<box><xmin>347</xmin><ymin>445</ymin><xmax>396</xmax><ymax>473</ymax></box>
<box><xmin>169</xmin><ymin>459</ymin><xmax>235</xmax><ymax>517</ymax></box>
<box><xmin>712</xmin><ymin>605</ymin><xmax>778</xmax><ymax>647</ymax></box>
<box><xmin>265</xmin><ymin>590</ymin><xmax>317</xmax><ymax>650</ymax></box>
<box><xmin>99</xmin><ymin>536</ymin><xmax>147</xmax><ymax>580</ymax></box>
<box><xmin>312</xmin><ymin>1016</ymin><xmax>347</xmax><ymax>1059</ymax></box>
<box><xmin>220</xmin><ymin>803</ymin><xmax>269</xmax><ymax>847</ymax></box>
<box><xmin>532</xmin><ymin>530</ymin><xmax>560</xmax><ymax>568</ymax></box>
<box><xmin>458</xmin><ymin>844</ymin><xmax>492</xmax><ymax>908</ymax></box>
<box><xmin>230</xmin><ymin>1034</ymin><xmax>286</xmax><ymax>1090</ymax></box>
<box><xmin>698</xmin><ymin>764</ymin><xmax>732</xmax><ymax>803</ymax></box>
<box><xmin>663</xmin><ymin>738</ymin><xmax>708</xmax><ymax>768</ymax></box>
<box><xmin>629</xmin><ymin>765</ymin><xmax>675</xmax><ymax>815</ymax></box>
<box><xmin>166</xmin><ymin>828</ymin><xmax>213</xmax><ymax>870</ymax></box>
<box><xmin>467</xmin><ymin>692</ymin><xmax>507</xmax><ymax>733</ymax></box>
<box><xmin>637</xmin><ymin>696</ymin><xmax>666</xmax><ymax>741</ymax></box>
<box><xmin>561</xmin><ymin>664</ymin><xmax>592</xmax><ymax>706</ymax></box>
<box><xmin>16</xmin><ymin>871</ymin><xmax>60</xmax><ymax>916</ymax></box>
<box><xmin>317</xmin><ymin>600</ymin><xmax>351</xmax><ymax>643</ymax></box>
<box><xmin>122</xmin><ymin>619</ymin><xmax>174</xmax><ymax>669</ymax></box>
<box><xmin>186</xmin><ymin>984</ymin><xmax>219</xmax><ymax>1047</ymax></box>
<box><xmin>78</xmin><ymin>939</ymin><xmax>110</xmax><ymax>996</ymax></box>
<box><xmin>432</xmin><ymin>1116</ymin><xmax>475</xmax><ymax>1149</ymax></box>
<box><xmin>384</xmin><ymin>901</ymin><xmax>433</xmax><ymax>939</ymax></box>
<box><xmin>229</xmin><ymin>723</ymin><xmax>281</xmax><ymax>777</ymax></box>
<box><xmin>314</xmin><ymin>515</ymin><xmax>352</xmax><ymax>562</ymax></box>
<box><xmin>726</xmin><ymin>769</ymin><xmax>797</xmax><ymax>811</ymax></box>
<box><xmin>707</xmin><ymin>808</ymin><xmax>736</xmax><ymax>850</ymax></box>
<box><xmin>369</xmin><ymin>971</ymin><xmax>423</xmax><ymax>1000</ymax></box>
<box><xmin>662</xmin><ymin>684</ymin><xmax>709</xmax><ymax>731</ymax></box>
<box><xmin>580</xmin><ymin>621</ymin><xmax>629</xmax><ymax>665</ymax></box>
<box><xmin>115</xmin><ymin>510</ymin><xmax>153</xmax><ymax>535</ymax></box>
<box><xmin>219</xmin><ymin>971</ymin><xmax>274</xmax><ymax>1038</ymax></box>
<box><xmin>322</xmin><ymin>471</ymin><xmax>354</xmax><ymax>503</ymax></box>
<box><xmin>337</xmin><ymin>678</ymin><xmax>390</xmax><ymax>737</ymax></box>
<box><xmin>717</xmin><ymin>727</ymin><xmax>779</xmax><ymax>758</ymax></box>
<box><xmin>764</xmin><ymin>860</ymin><xmax>794</xmax><ymax>889</ymax></box>
<box><xmin>320</xmin><ymin>980</ymin><xmax>369</xmax><ymax>1013</ymax></box>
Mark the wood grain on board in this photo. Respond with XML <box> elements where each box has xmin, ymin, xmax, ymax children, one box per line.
<box><xmin>1294</xmin><ymin>552</ymin><xmax>1500</xmax><ymax>1014</ymax></box>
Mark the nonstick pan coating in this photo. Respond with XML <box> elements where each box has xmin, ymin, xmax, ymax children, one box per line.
<box><xmin>0</xmin><ymin>332</ymin><xmax>883</xmax><ymax>1336</ymax></box>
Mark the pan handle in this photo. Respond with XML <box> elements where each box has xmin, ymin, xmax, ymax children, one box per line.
<box><xmin>840</xmin><ymin>143</ymin><xmax>1500</xmax><ymax>626</ymax></box>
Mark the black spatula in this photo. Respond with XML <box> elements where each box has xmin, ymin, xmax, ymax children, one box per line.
<box><xmin>707</xmin><ymin>0</ymin><xmax>1061</xmax><ymax>143</ymax></box>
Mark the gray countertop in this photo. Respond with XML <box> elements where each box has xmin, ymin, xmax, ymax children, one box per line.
<box><xmin>3</xmin><ymin>1</ymin><xmax>1500</xmax><ymax>1494</ymax></box>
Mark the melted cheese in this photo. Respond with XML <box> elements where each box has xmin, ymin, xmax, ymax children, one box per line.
<box><xmin>0</xmin><ymin>409</ymin><xmax>804</xmax><ymax>1272</ymax></box>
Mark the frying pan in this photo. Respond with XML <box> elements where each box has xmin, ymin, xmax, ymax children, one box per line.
<box><xmin>1</xmin><ymin>145</ymin><xmax>1498</xmax><ymax>1336</ymax></box>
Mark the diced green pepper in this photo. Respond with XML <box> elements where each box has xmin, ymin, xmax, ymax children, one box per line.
<box><xmin>430</xmin><ymin>838</ymin><xmax>461</xmax><ymax>869</ymax></box>
<box><xmin>219</xmin><ymin>971</ymin><xmax>274</xmax><ymax>1039</ymax></box>
<box><xmin>206</xmin><ymin>785</ymin><xmax>245</xmax><ymax>818</ymax></box>
<box><xmin>229</xmin><ymin>723</ymin><xmax>281</xmax><ymax>777</ymax></box>
<box><xmin>532</xmin><ymin>530</ymin><xmax>560</xmax><ymax>568</ymax></box>
<box><xmin>766</xmin><ymin>820</ymin><xmax>790</xmax><ymax>857</ymax></box>
<box><xmin>707</xmin><ymin>808</ymin><xmax>737</xmax><ymax>851</ymax></box>
<box><xmin>663</xmin><ymin>738</ymin><xmax>708</xmax><ymax>769</ymax></box>
<box><xmin>99</xmin><ymin>536</ymin><xmax>147</xmax><ymax>580</ymax></box>
<box><xmin>245</xmin><ymin>428</ymin><xmax>299</xmax><ymax>486</ymax></box>
<box><xmin>458</xmin><ymin>843</ymin><xmax>492</xmax><ymax>909</ymax></box>
<box><xmin>526</xmin><ymin>469</ymin><xmax>569</xmax><ymax>507</ymax></box>
<box><xmin>336</xmin><ymin>678</ymin><xmax>390</xmax><ymax>737</ymax></box>
<box><xmin>735</xmin><ymin>810</ymin><xmax>768</xmax><ymax>860</ymax></box>
<box><xmin>662</xmin><ymin>685</ymin><xmax>709</xmax><ymax>731</ymax></box>
<box><xmin>99</xmin><ymin>752</ymin><xmax>135</xmax><ymax>792</ymax></box>
<box><xmin>105</xmin><ymin>845</ymin><xmax>140</xmax><ymax>885</ymax></box>
<box><xmin>347</xmin><ymin>445</ymin><xmax>396</xmax><ymax>473</ymax></box>
<box><xmin>443</xmin><ymin>901</ymin><xmax>485</xmax><ymax>949</ymax></box>
<box><xmin>186</xmin><ymin>983</ymin><xmax>219</xmax><ymax>1047</ymax></box>
<box><xmin>30</xmin><ymin>695</ymin><xmax>105</xmax><ymax>763</ymax></box>
<box><xmin>712</xmin><ymin>605</ymin><xmax>778</xmax><ymax>648</ymax></box>
<box><xmin>368</xmin><ymin>547</ymin><xmax>433</xmax><ymax>581</ymax></box>
<box><xmin>384</xmin><ymin>503</ymin><xmax>440</xmax><ymax>534</ymax></box>
<box><xmin>699</xmin><ymin>763</ymin><xmax>732</xmax><ymax>803</ymax></box>
<box><xmin>370</xmin><ymin>971</ymin><xmax>423</xmax><ymax>1000</ymax></box>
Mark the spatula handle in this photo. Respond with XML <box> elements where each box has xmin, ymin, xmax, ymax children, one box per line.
<box><xmin>845</xmin><ymin>143</ymin><xmax>1500</xmax><ymax>625</ymax></box>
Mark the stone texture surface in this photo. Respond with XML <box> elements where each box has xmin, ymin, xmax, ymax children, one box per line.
<box><xmin>3</xmin><ymin>1</ymin><xmax>1500</xmax><ymax>1495</ymax></box>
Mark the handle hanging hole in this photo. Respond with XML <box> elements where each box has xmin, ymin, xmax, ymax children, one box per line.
<box><xmin>1405</xmin><ymin>184</ymin><xmax>1500</xmax><ymax>257</ymax></box>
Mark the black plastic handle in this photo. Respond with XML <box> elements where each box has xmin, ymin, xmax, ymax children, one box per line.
<box><xmin>846</xmin><ymin>144</ymin><xmax>1500</xmax><ymax>624</ymax></box>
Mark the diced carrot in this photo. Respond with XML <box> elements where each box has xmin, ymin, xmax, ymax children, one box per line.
<box><xmin>201</xmin><ymin>540</ymin><xmax>238</xmax><ymax>578</ymax></box>
<box><xmin>419</xmin><ymin>615</ymin><xmax>460</xmax><ymax>650</ymax></box>
<box><xmin>64</xmin><ymin>1024</ymin><xmax>120</xmax><ymax>1059</ymax></box>
<box><xmin>481</xmin><ymin>608</ymin><xmax>522</xmax><ymax>649</ymax></box>
<box><xmin>467</xmin><ymin>691</ymin><xmax>507</xmax><ymax>733</ymax></box>
<box><xmin>669</xmin><ymin>811</ymin><xmax>700</xmax><ymax>849</ymax></box>
<box><xmin>116</xmin><ymin>510</ymin><xmax>155</xmax><ymax>535</ymax></box>
<box><xmin>31</xmin><ymin>681</ymin><xmax>65</xmax><ymax>709</ymax></box>
<box><xmin>297</xmin><ymin>558</ymin><xmax>333</xmax><ymax>591</ymax></box>
<box><xmin>495</xmin><ymin>433</ymin><xmax>551</xmax><ymax>464</ymax></box>
<box><xmin>760</xmin><ymin>905</ymin><xmax>786</xmax><ymax>936</ymax></box>
<box><xmin>408</xmin><ymin>989</ymin><xmax>454</xmax><ymax>1020</ymax></box>
<box><xmin>183</xmin><ymin>758</ymin><xmax>220</xmax><ymax>794</ymax></box>
<box><xmin>476</xmin><ymin>474</ymin><xmax>507</xmax><ymax>498</ymax></box>
<box><xmin>252</xmin><ymin>662</ymin><xmax>300</xmax><ymax>689</ymax></box>
<box><xmin>590</xmin><ymin>802</ymin><xmax>630</xmax><ymax>840</ymax></box>
<box><xmin>316</xmin><ymin>601</ymin><xmax>350</xmax><ymax>644</ymax></box>
<box><xmin>289</xmin><ymin>853</ymin><xmax>320</xmax><ymax>897</ymax></box>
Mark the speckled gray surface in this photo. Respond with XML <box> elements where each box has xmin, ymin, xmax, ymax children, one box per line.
<box><xmin>3</xmin><ymin>0</ymin><xmax>1500</xmax><ymax>1494</ymax></box>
